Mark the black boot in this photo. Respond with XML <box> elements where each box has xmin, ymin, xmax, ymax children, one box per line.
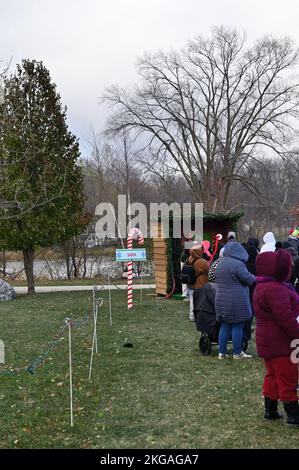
<box><xmin>283</xmin><ymin>401</ymin><xmax>299</xmax><ymax>426</ymax></box>
<box><xmin>264</xmin><ymin>397</ymin><xmax>283</xmax><ymax>420</ymax></box>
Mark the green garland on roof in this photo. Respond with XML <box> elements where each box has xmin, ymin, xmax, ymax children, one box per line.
<box><xmin>203</xmin><ymin>212</ymin><xmax>244</xmax><ymax>221</ymax></box>
<box><xmin>154</xmin><ymin>211</ymin><xmax>244</xmax><ymax>222</ymax></box>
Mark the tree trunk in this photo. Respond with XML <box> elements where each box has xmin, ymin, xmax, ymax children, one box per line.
<box><xmin>82</xmin><ymin>244</ymin><xmax>87</xmax><ymax>279</ymax></box>
<box><xmin>1</xmin><ymin>250</ymin><xmax>6</xmax><ymax>277</ymax></box>
<box><xmin>71</xmin><ymin>238</ymin><xmax>79</xmax><ymax>279</ymax></box>
<box><xmin>65</xmin><ymin>255</ymin><xmax>72</xmax><ymax>279</ymax></box>
<box><xmin>22</xmin><ymin>247</ymin><xmax>35</xmax><ymax>295</ymax></box>
<box><xmin>71</xmin><ymin>255</ymin><xmax>79</xmax><ymax>279</ymax></box>
<box><xmin>62</xmin><ymin>242</ymin><xmax>72</xmax><ymax>279</ymax></box>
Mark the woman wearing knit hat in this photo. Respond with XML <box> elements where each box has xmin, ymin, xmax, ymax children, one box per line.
<box><xmin>288</xmin><ymin>227</ymin><xmax>299</xmax><ymax>255</ymax></box>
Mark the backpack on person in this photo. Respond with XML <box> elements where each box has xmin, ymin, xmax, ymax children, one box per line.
<box><xmin>180</xmin><ymin>259</ymin><xmax>197</xmax><ymax>285</ymax></box>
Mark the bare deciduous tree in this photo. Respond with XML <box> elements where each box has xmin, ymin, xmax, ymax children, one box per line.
<box><xmin>103</xmin><ymin>26</ymin><xmax>299</xmax><ymax>212</ymax></box>
<box><xmin>228</xmin><ymin>152</ymin><xmax>299</xmax><ymax>240</ymax></box>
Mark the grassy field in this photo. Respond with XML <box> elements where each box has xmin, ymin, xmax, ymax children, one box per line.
<box><xmin>0</xmin><ymin>290</ymin><xmax>298</xmax><ymax>449</ymax></box>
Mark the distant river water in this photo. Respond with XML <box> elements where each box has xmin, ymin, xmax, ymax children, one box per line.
<box><xmin>3</xmin><ymin>257</ymin><xmax>119</xmax><ymax>280</ymax></box>
<box><xmin>3</xmin><ymin>257</ymin><xmax>153</xmax><ymax>280</ymax></box>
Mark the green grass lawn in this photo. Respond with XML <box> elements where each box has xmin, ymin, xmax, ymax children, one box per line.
<box><xmin>0</xmin><ymin>290</ymin><xmax>298</xmax><ymax>449</ymax></box>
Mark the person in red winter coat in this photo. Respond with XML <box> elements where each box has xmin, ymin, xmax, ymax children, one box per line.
<box><xmin>253</xmin><ymin>249</ymin><xmax>299</xmax><ymax>426</ymax></box>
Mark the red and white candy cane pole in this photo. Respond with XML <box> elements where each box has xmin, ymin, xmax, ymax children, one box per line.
<box><xmin>127</xmin><ymin>228</ymin><xmax>144</xmax><ymax>309</ymax></box>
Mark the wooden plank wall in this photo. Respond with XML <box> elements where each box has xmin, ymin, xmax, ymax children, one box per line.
<box><xmin>152</xmin><ymin>223</ymin><xmax>168</xmax><ymax>295</ymax></box>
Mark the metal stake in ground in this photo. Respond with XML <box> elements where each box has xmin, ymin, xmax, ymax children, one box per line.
<box><xmin>108</xmin><ymin>272</ymin><xmax>112</xmax><ymax>326</ymax></box>
<box><xmin>88</xmin><ymin>297</ymin><xmax>103</xmax><ymax>381</ymax></box>
<box><xmin>139</xmin><ymin>261</ymin><xmax>143</xmax><ymax>302</ymax></box>
<box><xmin>65</xmin><ymin>318</ymin><xmax>74</xmax><ymax>428</ymax></box>
<box><xmin>92</xmin><ymin>286</ymin><xmax>98</xmax><ymax>353</ymax></box>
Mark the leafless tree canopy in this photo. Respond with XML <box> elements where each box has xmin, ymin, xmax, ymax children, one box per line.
<box><xmin>84</xmin><ymin>128</ymin><xmax>196</xmax><ymax>214</ymax></box>
<box><xmin>103</xmin><ymin>26</ymin><xmax>299</xmax><ymax>212</ymax></box>
<box><xmin>228</xmin><ymin>152</ymin><xmax>299</xmax><ymax>239</ymax></box>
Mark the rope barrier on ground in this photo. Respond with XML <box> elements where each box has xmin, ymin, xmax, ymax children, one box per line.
<box><xmin>0</xmin><ymin>311</ymin><xmax>93</xmax><ymax>377</ymax></box>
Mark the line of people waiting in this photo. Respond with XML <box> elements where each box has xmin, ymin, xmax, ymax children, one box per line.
<box><xmin>180</xmin><ymin>227</ymin><xmax>299</xmax><ymax>426</ymax></box>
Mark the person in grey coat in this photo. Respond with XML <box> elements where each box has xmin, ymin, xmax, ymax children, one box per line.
<box><xmin>215</xmin><ymin>242</ymin><xmax>256</xmax><ymax>359</ymax></box>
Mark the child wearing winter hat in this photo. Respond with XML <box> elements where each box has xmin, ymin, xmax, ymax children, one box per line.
<box><xmin>260</xmin><ymin>232</ymin><xmax>276</xmax><ymax>253</ymax></box>
<box><xmin>253</xmin><ymin>249</ymin><xmax>299</xmax><ymax>425</ymax></box>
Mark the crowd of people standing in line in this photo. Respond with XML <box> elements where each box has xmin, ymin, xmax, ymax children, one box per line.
<box><xmin>180</xmin><ymin>227</ymin><xmax>299</xmax><ymax>426</ymax></box>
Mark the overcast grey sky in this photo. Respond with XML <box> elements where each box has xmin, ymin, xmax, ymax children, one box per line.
<box><xmin>1</xmin><ymin>0</ymin><xmax>298</xmax><ymax>155</ymax></box>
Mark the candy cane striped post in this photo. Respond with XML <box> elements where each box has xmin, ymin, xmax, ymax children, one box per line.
<box><xmin>127</xmin><ymin>228</ymin><xmax>144</xmax><ymax>309</ymax></box>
